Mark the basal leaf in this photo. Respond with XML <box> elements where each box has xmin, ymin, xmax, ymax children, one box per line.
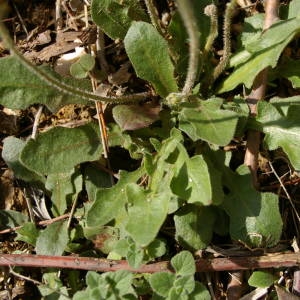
<box><xmin>124</xmin><ymin>21</ymin><xmax>178</xmax><ymax>97</ymax></box>
<box><xmin>222</xmin><ymin>166</ymin><xmax>282</xmax><ymax>248</ymax></box>
<box><xmin>86</xmin><ymin>168</ymin><xmax>144</xmax><ymax>227</ymax></box>
<box><xmin>91</xmin><ymin>0</ymin><xmax>147</xmax><ymax>40</ymax></box>
<box><xmin>178</xmin><ymin>98</ymin><xmax>239</xmax><ymax>146</ymax></box>
<box><xmin>174</xmin><ymin>205</ymin><xmax>216</xmax><ymax>251</ymax></box>
<box><xmin>20</xmin><ymin>123</ymin><xmax>103</xmax><ymax>174</ymax></box>
<box><xmin>256</xmin><ymin>101</ymin><xmax>300</xmax><ymax>170</ymax></box>
<box><xmin>2</xmin><ymin>136</ymin><xmax>45</xmax><ymax>185</ymax></box>
<box><xmin>0</xmin><ymin>56</ymin><xmax>89</xmax><ymax>111</ymax></box>
<box><xmin>125</xmin><ymin>183</ymin><xmax>170</xmax><ymax>246</ymax></box>
<box><xmin>35</xmin><ymin>220</ymin><xmax>69</xmax><ymax>255</ymax></box>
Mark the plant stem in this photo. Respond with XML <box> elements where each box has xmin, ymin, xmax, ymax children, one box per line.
<box><xmin>144</xmin><ymin>0</ymin><xmax>164</xmax><ymax>36</ymax></box>
<box><xmin>0</xmin><ymin>16</ymin><xmax>149</xmax><ymax>104</ymax></box>
<box><xmin>213</xmin><ymin>0</ymin><xmax>237</xmax><ymax>82</ymax></box>
<box><xmin>175</xmin><ymin>0</ymin><xmax>200</xmax><ymax>95</ymax></box>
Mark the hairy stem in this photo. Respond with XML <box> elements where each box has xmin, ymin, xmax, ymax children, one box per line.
<box><xmin>175</xmin><ymin>0</ymin><xmax>200</xmax><ymax>95</ymax></box>
<box><xmin>213</xmin><ymin>0</ymin><xmax>237</xmax><ymax>82</ymax></box>
<box><xmin>144</xmin><ymin>0</ymin><xmax>164</xmax><ymax>36</ymax></box>
<box><xmin>0</xmin><ymin>15</ymin><xmax>149</xmax><ymax>104</ymax></box>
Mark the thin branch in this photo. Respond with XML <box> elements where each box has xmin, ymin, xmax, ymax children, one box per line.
<box><xmin>175</xmin><ymin>0</ymin><xmax>200</xmax><ymax>95</ymax></box>
<box><xmin>244</xmin><ymin>0</ymin><xmax>280</xmax><ymax>188</ymax></box>
<box><xmin>0</xmin><ymin>214</ymin><xmax>71</xmax><ymax>235</ymax></box>
<box><xmin>268</xmin><ymin>161</ymin><xmax>300</xmax><ymax>223</ymax></box>
<box><xmin>0</xmin><ymin>252</ymin><xmax>299</xmax><ymax>273</ymax></box>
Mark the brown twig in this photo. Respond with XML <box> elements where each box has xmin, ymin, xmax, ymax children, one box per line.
<box><xmin>0</xmin><ymin>252</ymin><xmax>299</xmax><ymax>273</ymax></box>
<box><xmin>244</xmin><ymin>0</ymin><xmax>280</xmax><ymax>188</ymax></box>
<box><xmin>0</xmin><ymin>213</ymin><xmax>71</xmax><ymax>235</ymax></box>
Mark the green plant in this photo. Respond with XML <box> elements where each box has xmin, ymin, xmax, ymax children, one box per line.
<box><xmin>1</xmin><ymin>0</ymin><xmax>300</xmax><ymax>298</ymax></box>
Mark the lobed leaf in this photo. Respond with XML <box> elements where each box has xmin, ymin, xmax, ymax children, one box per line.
<box><xmin>255</xmin><ymin>101</ymin><xmax>300</xmax><ymax>170</ymax></box>
<box><xmin>171</xmin><ymin>251</ymin><xmax>195</xmax><ymax>276</ymax></box>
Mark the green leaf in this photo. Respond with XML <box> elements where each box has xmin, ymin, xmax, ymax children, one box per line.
<box><xmin>46</xmin><ymin>169</ymin><xmax>82</xmax><ymax>216</ymax></box>
<box><xmin>171</xmin><ymin>251</ymin><xmax>195</xmax><ymax>276</ymax></box>
<box><xmin>84</xmin><ymin>165</ymin><xmax>112</xmax><ymax>202</ymax></box>
<box><xmin>124</xmin><ymin>21</ymin><xmax>178</xmax><ymax>97</ymax></box>
<box><xmin>222</xmin><ymin>166</ymin><xmax>282</xmax><ymax>248</ymax></box>
<box><xmin>35</xmin><ymin>220</ymin><xmax>69</xmax><ymax>255</ymax></box>
<box><xmin>189</xmin><ymin>282</ymin><xmax>211</xmax><ymax>300</ymax></box>
<box><xmin>91</xmin><ymin>0</ymin><xmax>148</xmax><ymax>40</ymax></box>
<box><xmin>0</xmin><ymin>56</ymin><xmax>89</xmax><ymax>111</ymax></box>
<box><xmin>125</xmin><ymin>183</ymin><xmax>170</xmax><ymax>246</ymax></box>
<box><xmin>146</xmin><ymin>239</ymin><xmax>166</xmax><ymax>260</ymax></box>
<box><xmin>20</xmin><ymin>123</ymin><xmax>104</xmax><ymax>174</ymax></box>
<box><xmin>70</xmin><ymin>54</ymin><xmax>95</xmax><ymax>79</ymax></box>
<box><xmin>103</xmin><ymin>270</ymin><xmax>136</xmax><ymax>297</ymax></box>
<box><xmin>275</xmin><ymin>58</ymin><xmax>300</xmax><ymax>88</ymax></box>
<box><xmin>149</xmin><ymin>273</ymin><xmax>176</xmax><ymax>297</ymax></box>
<box><xmin>86</xmin><ymin>168</ymin><xmax>144</xmax><ymax>227</ymax></box>
<box><xmin>171</xmin><ymin>152</ymin><xmax>223</xmax><ymax>205</ymax></box>
<box><xmin>2</xmin><ymin>136</ymin><xmax>45</xmax><ymax>184</ymax></box>
<box><xmin>174</xmin><ymin>205</ymin><xmax>216</xmax><ymax>251</ymax></box>
<box><xmin>256</xmin><ymin>101</ymin><xmax>300</xmax><ymax>170</ymax></box>
<box><xmin>0</xmin><ymin>210</ymin><xmax>28</xmax><ymax>230</ymax></box>
<box><xmin>174</xmin><ymin>276</ymin><xmax>195</xmax><ymax>295</ymax></box>
<box><xmin>178</xmin><ymin>98</ymin><xmax>239</xmax><ymax>146</ymax></box>
<box><xmin>248</xmin><ymin>271</ymin><xmax>277</xmax><ymax>288</ymax></box>
<box><xmin>218</xmin><ymin>17</ymin><xmax>300</xmax><ymax>93</ymax></box>
<box><xmin>16</xmin><ymin>222</ymin><xmax>39</xmax><ymax>246</ymax></box>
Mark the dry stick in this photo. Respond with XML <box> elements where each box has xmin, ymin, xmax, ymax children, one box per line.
<box><xmin>0</xmin><ymin>252</ymin><xmax>299</xmax><ymax>273</ymax></box>
<box><xmin>0</xmin><ymin>214</ymin><xmax>71</xmax><ymax>235</ymax></box>
<box><xmin>0</xmin><ymin>14</ymin><xmax>149</xmax><ymax>104</ymax></box>
<box><xmin>175</xmin><ymin>0</ymin><xmax>200</xmax><ymax>95</ymax></box>
<box><xmin>244</xmin><ymin>0</ymin><xmax>280</xmax><ymax>188</ymax></box>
